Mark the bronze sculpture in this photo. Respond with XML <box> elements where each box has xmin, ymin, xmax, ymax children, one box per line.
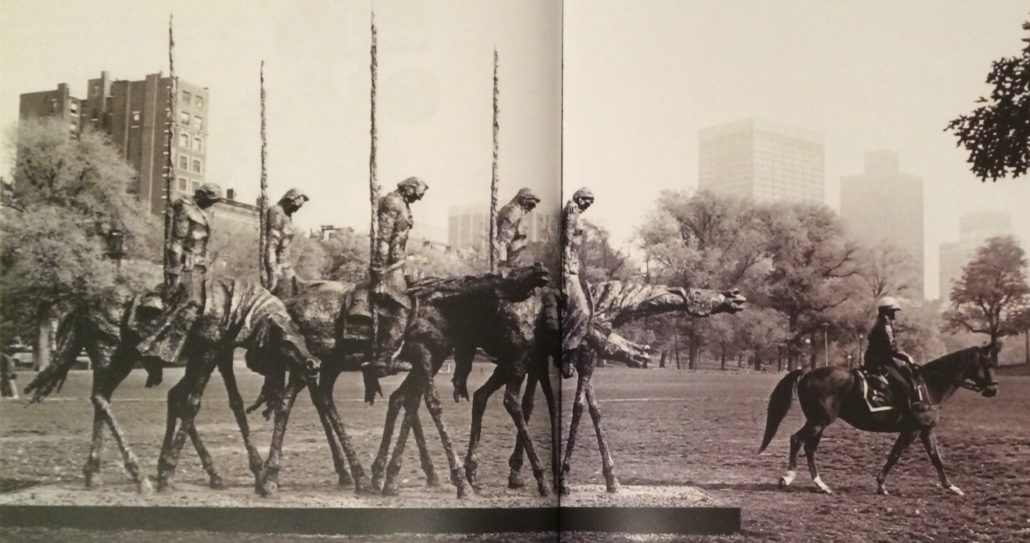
<box><xmin>264</xmin><ymin>188</ymin><xmax>310</xmax><ymax>298</ymax></box>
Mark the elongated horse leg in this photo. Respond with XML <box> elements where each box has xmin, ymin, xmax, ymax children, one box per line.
<box><xmin>585</xmin><ymin>376</ymin><xmax>618</xmax><ymax>493</ymax></box>
<box><xmin>218</xmin><ymin>352</ymin><xmax>264</xmax><ymax>487</ymax></box>
<box><xmin>465</xmin><ymin>366</ymin><xmax>507</xmax><ymax>493</ymax></box>
<box><xmin>381</xmin><ymin>390</ymin><xmax>420</xmax><ymax>496</ymax></box>
<box><xmin>371</xmin><ymin>374</ymin><xmax>416</xmax><ymax>490</ymax></box>
<box><xmin>409</xmin><ymin>407</ymin><xmax>439</xmax><ymax>487</ymax></box>
<box><xmin>86</xmin><ymin>346</ymin><xmax>150</xmax><ymax>492</ymax></box>
<box><xmin>157</xmin><ymin>353</ymin><xmax>218</xmax><ymax>491</ymax></box>
<box><xmin>257</xmin><ymin>372</ymin><xmax>305</xmax><ymax>496</ymax></box>
<box><xmin>804</xmin><ymin>425</ymin><xmax>830</xmax><ymax>494</ymax></box>
<box><xmin>780</xmin><ymin>422</ymin><xmax>811</xmax><ymax>488</ymax></box>
<box><xmin>538</xmin><ymin>362</ymin><xmax>560</xmax><ymax>493</ymax></box>
<box><xmin>560</xmin><ymin>368</ymin><xmax>589</xmax><ymax>495</ymax></box>
<box><xmin>417</xmin><ymin>347</ymin><xmax>467</xmax><ymax>498</ymax></box>
<box><xmin>876</xmin><ymin>430</ymin><xmax>919</xmax><ymax>495</ymax></box>
<box><xmin>920</xmin><ymin>429</ymin><xmax>964</xmax><ymax>496</ymax></box>
<box><xmin>504</xmin><ymin>375</ymin><xmax>549</xmax><ymax>496</ymax></box>
<box><xmin>508</xmin><ymin>368</ymin><xmax>538</xmax><ymax>489</ymax></box>
<box><xmin>310</xmin><ymin>366</ymin><xmax>352</xmax><ymax>488</ymax></box>
<box><xmin>311</xmin><ymin>367</ymin><xmax>370</xmax><ymax>492</ymax></box>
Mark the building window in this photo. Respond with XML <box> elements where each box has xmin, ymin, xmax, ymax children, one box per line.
<box><xmin>179</xmin><ymin>111</ymin><xmax>190</xmax><ymax>126</ymax></box>
<box><xmin>131</xmin><ymin>110</ymin><xmax>141</xmax><ymax>126</ymax></box>
<box><xmin>194</xmin><ymin>116</ymin><xmax>203</xmax><ymax>130</ymax></box>
<box><xmin>91</xmin><ymin>84</ymin><xmax>99</xmax><ymax>96</ymax></box>
<box><xmin>179</xmin><ymin>155</ymin><xmax>189</xmax><ymax>169</ymax></box>
<box><xmin>192</xmin><ymin>159</ymin><xmax>202</xmax><ymax>174</ymax></box>
<box><xmin>195</xmin><ymin>96</ymin><xmax>204</xmax><ymax>110</ymax></box>
<box><xmin>179</xmin><ymin>133</ymin><xmax>189</xmax><ymax>148</ymax></box>
<box><xmin>182</xmin><ymin>90</ymin><xmax>191</xmax><ymax>106</ymax></box>
<box><xmin>51</xmin><ymin>98</ymin><xmax>58</xmax><ymax>112</ymax></box>
<box><xmin>69</xmin><ymin>102</ymin><xmax>79</xmax><ymax>115</ymax></box>
<box><xmin>192</xmin><ymin>137</ymin><xmax>202</xmax><ymax>152</ymax></box>
<box><xmin>178</xmin><ymin>177</ymin><xmax>188</xmax><ymax>191</ymax></box>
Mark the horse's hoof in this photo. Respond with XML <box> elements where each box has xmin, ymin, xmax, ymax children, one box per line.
<box><xmin>381</xmin><ymin>484</ymin><xmax>400</xmax><ymax>496</ymax></box>
<box><xmin>257</xmin><ymin>480</ymin><xmax>278</xmax><ymax>497</ymax></box>
<box><xmin>456</xmin><ymin>484</ymin><xmax>468</xmax><ymax>499</ymax></box>
<box><xmin>209</xmin><ymin>475</ymin><xmax>227</xmax><ymax>490</ymax></box>
<box><xmin>605</xmin><ymin>482</ymin><xmax>620</xmax><ymax>494</ymax></box>
<box><xmin>155</xmin><ymin>477</ymin><xmax>173</xmax><ymax>493</ymax></box>
<box><xmin>559</xmin><ymin>483</ymin><xmax>571</xmax><ymax>496</ymax></box>
<box><xmin>425</xmin><ymin>473</ymin><xmax>441</xmax><ymax>488</ymax></box>
<box><xmin>508</xmin><ymin>473</ymin><xmax>526</xmax><ymax>489</ymax></box>
<box><xmin>946</xmin><ymin>485</ymin><xmax>964</xmax><ymax>496</ymax></box>
<box><xmin>338</xmin><ymin>473</ymin><xmax>354</xmax><ymax>488</ymax></box>
<box><xmin>877</xmin><ymin>486</ymin><xmax>889</xmax><ymax>496</ymax></box>
<box><xmin>137</xmin><ymin>477</ymin><xmax>153</xmax><ymax>495</ymax></box>
<box><xmin>779</xmin><ymin>470</ymin><xmax>796</xmax><ymax>488</ymax></box>
<box><xmin>813</xmin><ymin>477</ymin><xmax>833</xmax><ymax>494</ymax></box>
<box><xmin>84</xmin><ymin>474</ymin><xmax>101</xmax><ymax>489</ymax></box>
<box><xmin>537</xmin><ymin>482</ymin><xmax>550</xmax><ymax>497</ymax></box>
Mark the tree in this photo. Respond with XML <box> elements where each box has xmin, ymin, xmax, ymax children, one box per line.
<box><xmin>1</xmin><ymin>120</ymin><xmax>157</xmax><ymax>368</ymax></box>
<box><xmin>580</xmin><ymin>220</ymin><xmax>634</xmax><ymax>284</ymax></box>
<box><xmin>320</xmin><ymin>227</ymin><xmax>370</xmax><ymax>285</ymax></box>
<box><xmin>946</xmin><ymin>21</ymin><xmax>1030</xmax><ymax>181</ymax></box>
<box><xmin>857</xmin><ymin>241</ymin><xmax>921</xmax><ymax>300</ymax></box>
<box><xmin>760</xmin><ymin>202</ymin><xmax>864</xmax><ymax>369</ymax></box>
<box><xmin>944</xmin><ymin>236</ymin><xmax>1030</xmax><ymax>364</ymax></box>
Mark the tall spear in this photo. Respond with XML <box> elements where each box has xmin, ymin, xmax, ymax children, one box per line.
<box><xmin>163</xmin><ymin>13</ymin><xmax>177</xmax><ymax>295</ymax></box>
<box><xmin>259</xmin><ymin>61</ymin><xmax>269</xmax><ymax>289</ymax></box>
<box><xmin>368</xmin><ymin>12</ymin><xmax>381</xmax><ymax>358</ymax></box>
<box><xmin>489</xmin><ymin>49</ymin><xmax>500</xmax><ymax>272</ymax></box>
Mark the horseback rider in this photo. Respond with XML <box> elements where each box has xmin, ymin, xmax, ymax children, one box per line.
<box><xmin>264</xmin><ymin>188</ymin><xmax>310</xmax><ymax>298</ymax></box>
<box><xmin>561</xmin><ymin>187</ymin><xmax>594</xmax><ymax>378</ymax></box>
<box><xmin>496</xmin><ymin>187</ymin><xmax>541</xmax><ymax>269</ymax></box>
<box><xmin>136</xmin><ymin>182</ymin><xmax>221</xmax><ymax>384</ymax></box>
<box><xmin>364</xmin><ymin>176</ymin><xmax>429</xmax><ymax>377</ymax></box>
<box><xmin>863</xmin><ymin>296</ymin><xmax>929</xmax><ymax>413</ymax></box>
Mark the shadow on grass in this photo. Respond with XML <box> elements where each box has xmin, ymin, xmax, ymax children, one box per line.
<box><xmin>0</xmin><ymin>479</ymin><xmax>39</xmax><ymax>494</ymax></box>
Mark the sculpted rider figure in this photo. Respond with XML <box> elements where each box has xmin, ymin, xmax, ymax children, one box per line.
<box><xmin>137</xmin><ymin>183</ymin><xmax>221</xmax><ymax>382</ymax></box>
<box><xmin>561</xmin><ymin>187</ymin><xmax>594</xmax><ymax>378</ymax></box>
<box><xmin>365</xmin><ymin>176</ymin><xmax>429</xmax><ymax>377</ymax></box>
<box><xmin>264</xmin><ymin>188</ymin><xmax>310</xmax><ymax>298</ymax></box>
<box><xmin>496</xmin><ymin>188</ymin><xmax>541</xmax><ymax>269</ymax></box>
<box><xmin>863</xmin><ymin>296</ymin><xmax>929</xmax><ymax>414</ymax></box>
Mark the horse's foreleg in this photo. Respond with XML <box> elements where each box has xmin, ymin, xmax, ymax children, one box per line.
<box><xmin>585</xmin><ymin>377</ymin><xmax>618</xmax><ymax>493</ymax></box>
<box><xmin>920</xmin><ymin>429</ymin><xmax>963</xmax><ymax>496</ymax></box>
<box><xmin>560</xmin><ymin>371</ymin><xmax>588</xmax><ymax>496</ymax></box>
<box><xmin>371</xmin><ymin>375</ymin><xmax>415</xmax><ymax>491</ymax></box>
<box><xmin>310</xmin><ymin>367</ymin><xmax>352</xmax><ymax>488</ymax></box>
<box><xmin>157</xmin><ymin>380</ymin><xmax>188</xmax><ymax>490</ymax></box>
<box><xmin>258</xmin><ymin>373</ymin><xmax>304</xmax><ymax>497</ymax></box>
<box><xmin>465</xmin><ymin>367</ymin><xmax>507</xmax><ymax>493</ymax></box>
<box><xmin>505</xmin><ymin>376</ymin><xmax>549</xmax><ymax>497</ymax></box>
<box><xmin>158</xmin><ymin>360</ymin><xmax>216</xmax><ymax>491</ymax></box>
<box><xmin>84</xmin><ymin>398</ymin><xmax>106</xmax><ymax>489</ymax></box>
<box><xmin>186</xmin><ymin>418</ymin><xmax>223</xmax><ymax>489</ymax></box>
<box><xmin>508</xmin><ymin>370</ymin><xmax>538</xmax><ymax>489</ymax></box>
<box><xmin>93</xmin><ymin>350</ymin><xmax>149</xmax><ymax>493</ymax></box>
<box><xmin>538</xmin><ymin>364</ymin><xmax>560</xmax><ymax>493</ymax></box>
<box><xmin>876</xmin><ymin>430</ymin><xmax>919</xmax><ymax>495</ymax></box>
<box><xmin>410</xmin><ymin>408</ymin><xmax>439</xmax><ymax>487</ymax></box>
<box><xmin>219</xmin><ymin>355</ymin><xmax>263</xmax><ymax>487</ymax></box>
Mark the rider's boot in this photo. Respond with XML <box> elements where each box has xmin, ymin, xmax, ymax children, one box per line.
<box><xmin>362</xmin><ymin>306</ymin><xmax>409</xmax><ymax>378</ymax></box>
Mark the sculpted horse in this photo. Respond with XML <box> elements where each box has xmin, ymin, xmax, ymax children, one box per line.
<box><xmin>759</xmin><ymin>344</ymin><xmax>999</xmax><ymax>495</ymax></box>
<box><xmin>283</xmin><ymin>264</ymin><xmax>553</xmax><ymax>498</ymax></box>
<box><xmin>559</xmin><ymin>282</ymin><xmax>746</xmax><ymax>494</ymax></box>
<box><xmin>25</xmin><ymin>280</ymin><xmax>322</xmax><ymax>495</ymax></box>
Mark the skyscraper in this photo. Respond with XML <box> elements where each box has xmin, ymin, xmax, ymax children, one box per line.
<box><xmin>939</xmin><ymin>211</ymin><xmax>1012</xmax><ymax>302</ymax></box>
<box><xmin>698</xmin><ymin>118</ymin><xmax>825</xmax><ymax>204</ymax></box>
<box><xmin>20</xmin><ymin>71</ymin><xmax>210</xmax><ymax>215</ymax></box>
<box><xmin>840</xmin><ymin>150</ymin><xmax>925</xmax><ymax>298</ymax></box>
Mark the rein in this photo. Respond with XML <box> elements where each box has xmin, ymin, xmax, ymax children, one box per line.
<box><xmin>918</xmin><ymin>348</ymin><xmax>996</xmax><ymax>394</ymax></box>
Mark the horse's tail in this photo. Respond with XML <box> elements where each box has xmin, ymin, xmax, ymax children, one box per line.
<box><xmin>758</xmin><ymin>369</ymin><xmax>804</xmax><ymax>453</ymax></box>
<box><xmin>24</xmin><ymin>307</ymin><xmax>83</xmax><ymax>403</ymax></box>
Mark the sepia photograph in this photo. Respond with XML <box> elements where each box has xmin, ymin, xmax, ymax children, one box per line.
<box><xmin>1</xmin><ymin>0</ymin><xmax>1029</xmax><ymax>541</ymax></box>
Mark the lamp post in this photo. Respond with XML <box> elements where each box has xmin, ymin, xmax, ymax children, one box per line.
<box><xmin>822</xmin><ymin>322</ymin><xmax>829</xmax><ymax>367</ymax></box>
<box><xmin>104</xmin><ymin>228</ymin><xmax>126</xmax><ymax>272</ymax></box>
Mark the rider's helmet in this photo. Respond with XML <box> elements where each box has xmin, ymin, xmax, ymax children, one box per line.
<box><xmin>876</xmin><ymin>296</ymin><xmax>902</xmax><ymax>313</ymax></box>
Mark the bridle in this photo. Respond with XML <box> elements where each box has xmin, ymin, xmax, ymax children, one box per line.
<box><xmin>923</xmin><ymin>348</ymin><xmax>997</xmax><ymax>393</ymax></box>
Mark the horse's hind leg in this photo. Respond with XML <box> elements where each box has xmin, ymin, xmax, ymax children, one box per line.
<box><xmin>876</xmin><ymin>430</ymin><xmax>918</xmax><ymax>495</ymax></box>
<box><xmin>310</xmin><ymin>366</ymin><xmax>352</xmax><ymax>488</ymax></box>
<box><xmin>382</xmin><ymin>391</ymin><xmax>419</xmax><ymax>496</ymax></box>
<box><xmin>410</xmin><ymin>409</ymin><xmax>440</xmax><ymax>487</ymax></box>
<box><xmin>371</xmin><ymin>374</ymin><xmax>416</xmax><ymax>490</ymax></box>
<box><xmin>803</xmin><ymin>426</ymin><xmax>831</xmax><ymax>494</ymax></box>
<box><xmin>559</xmin><ymin>368</ymin><xmax>589</xmax><ymax>496</ymax></box>
<box><xmin>919</xmin><ymin>429</ymin><xmax>964</xmax><ymax>496</ymax></box>
<box><xmin>465</xmin><ymin>366</ymin><xmax>507</xmax><ymax>493</ymax></box>
<box><xmin>84</xmin><ymin>396</ymin><xmax>106</xmax><ymax>489</ymax></box>
<box><xmin>157</xmin><ymin>356</ymin><xmax>217</xmax><ymax>491</ymax></box>
<box><xmin>585</xmin><ymin>376</ymin><xmax>618</xmax><ymax>493</ymax></box>
<box><xmin>781</xmin><ymin>423</ymin><xmax>812</xmax><ymax>488</ymax></box>
<box><xmin>218</xmin><ymin>353</ymin><xmax>264</xmax><ymax>488</ymax></box>
<box><xmin>258</xmin><ymin>373</ymin><xmax>304</xmax><ymax>496</ymax></box>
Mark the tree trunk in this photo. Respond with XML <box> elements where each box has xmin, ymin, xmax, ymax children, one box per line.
<box><xmin>659</xmin><ymin>348</ymin><xmax>667</xmax><ymax>368</ymax></box>
<box><xmin>808</xmin><ymin>336</ymin><xmax>818</xmax><ymax>370</ymax></box>
<box><xmin>688</xmin><ymin>320</ymin><xmax>698</xmax><ymax>370</ymax></box>
<box><xmin>720</xmin><ymin>344</ymin><xmax>726</xmax><ymax>370</ymax></box>
<box><xmin>32</xmin><ymin>303</ymin><xmax>53</xmax><ymax>371</ymax></box>
<box><xmin>1024</xmin><ymin>329</ymin><xmax>1028</xmax><ymax>365</ymax></box>
<box><xmin>754</xmin><ymin>352</ymin><xmax>763</xmax><ymax>371</ymax></box>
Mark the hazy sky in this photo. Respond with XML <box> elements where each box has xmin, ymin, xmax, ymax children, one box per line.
<box><xmin>0</xmin><ymin>0</ymin><xmax>562</xmax><ymax>240</ymax></box>
<box><xmin>2</xmin><ymin>1</ymin><xmax>1029</xmax><ymax>299</ymax></box>
<box><xmin>565</xmin><ymin>0</ymin><xmax>1030</xmax><ymax>299</ymax></box>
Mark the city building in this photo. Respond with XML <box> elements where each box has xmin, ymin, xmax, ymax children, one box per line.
<box><xmin>447</xmin><ymin>203</ymin><xmax>558</xmax><ymax>255</ymax></box>
<box><xmin>19</xmin><ymin>71</ymin><xmax>210</xmax><ymax>215</ymax></box>
<box><xmin>939</xmin><ymin>211</ymin><xmax>1012</xmax><ymax>302</ymax></box>
<box><xmin>840</xmin><ymin>150</ymin><xmax>925</xmax><ymax>298</ymax></box>
<box><xmin>209</xmin><ymin>188</ymin><xmax>260</xmax><ymax>233</ymax></box>
<box><xmin>698</xmin><ymin>118</ymin><xmax>825</xmax><ymax>204</ymax></box>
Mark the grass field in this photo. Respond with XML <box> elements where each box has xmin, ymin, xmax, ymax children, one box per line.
<box><xmin>1</xmin><ymin>364</ymin><xmax>1028</xmax><ymax>542</ymax></box>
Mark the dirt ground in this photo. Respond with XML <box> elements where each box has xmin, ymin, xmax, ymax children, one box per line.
<box><xmin>2</xmin><ymin>364</ymin><xmax>1028</xmax><ymax>542</ymax></box>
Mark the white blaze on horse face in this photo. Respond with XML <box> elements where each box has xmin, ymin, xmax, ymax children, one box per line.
<box><xmin>781</xmin><ymin>470</ymin><xmax>796</xmax><ymax>486</ymax></box>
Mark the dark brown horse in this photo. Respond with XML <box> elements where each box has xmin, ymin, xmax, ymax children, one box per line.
<box><xmin>759</xmin><ymin>345</ymin><xmax>998</xmax><ymax>496</ymax></box>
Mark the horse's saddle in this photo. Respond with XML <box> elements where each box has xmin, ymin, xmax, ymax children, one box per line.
<box><xmin>855</xmin><ymin>369</ymin><xmax>896</xmax><ymax>412</ymax></box>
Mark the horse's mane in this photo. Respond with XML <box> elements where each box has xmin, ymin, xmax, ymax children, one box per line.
<box><xmin>919</xmin><ymin>346</ymin><xmax>980</xmax><ymax>376</ymax></box>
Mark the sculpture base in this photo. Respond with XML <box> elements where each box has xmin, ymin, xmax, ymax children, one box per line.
<box><xmin>0</xmin><ymin>483</ymin><xmax>738</xmax><ymax>535</ymax></box>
